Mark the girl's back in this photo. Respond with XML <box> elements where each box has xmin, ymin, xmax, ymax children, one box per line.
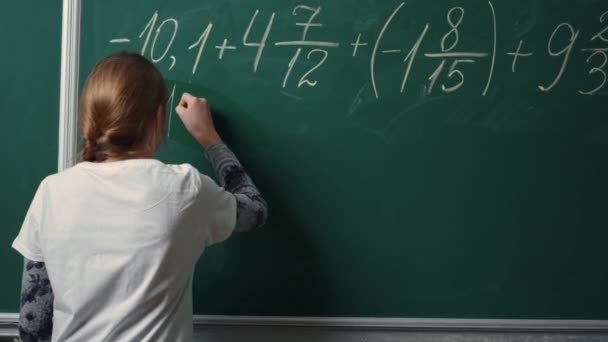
<box><xmin>13</xmin><ymin>52</ymin><xmax>267</xmax><ymax>342</ymax></box>
<box><xmin>20</xmin><ymin>159</ymin><xmax>235</xmax><ymax>341</ymax></box>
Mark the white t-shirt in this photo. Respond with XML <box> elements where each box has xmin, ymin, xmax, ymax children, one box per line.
<box><xmin>12</xmin><ymin>159</ymin><xmax>236</xmax><ymax>342</ymax></box>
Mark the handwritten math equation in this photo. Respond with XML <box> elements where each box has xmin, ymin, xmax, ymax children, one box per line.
<box><xmin>110</xmin><ymin>2</ymin><xmax>608</xmax><ymax>98</ymax></box>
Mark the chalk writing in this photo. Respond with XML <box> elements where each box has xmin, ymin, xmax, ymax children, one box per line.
<box><xmin>108</xmin><ymin>3</ymin><xmax>608</xmax><ymax>98</ymax></box>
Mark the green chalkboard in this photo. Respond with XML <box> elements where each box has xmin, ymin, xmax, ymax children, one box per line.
<box><xmin>79</xmin><ymin>0</ymin><xmax>608</xmax><ymax>319</ymax></box>
<box><xmin>1</xmin><ymin>3</ymin><xmax>62</xmax><ymax>311</ymax></box>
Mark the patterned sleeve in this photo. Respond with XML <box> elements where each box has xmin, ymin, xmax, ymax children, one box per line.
<box><xmin>19</xmin><ymin>258</ymin><xmax>53</xmax><ymax>342</ymax></box>
<box><xmin>205</xmin><ymin>141</ymin><xmax>268</xmax><ymax>232</ymax></box>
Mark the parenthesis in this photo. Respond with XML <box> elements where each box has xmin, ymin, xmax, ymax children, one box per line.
<box><xmin>483</xmin><ymin>1</ymin><xmax>497</xmax><ymax>97</ymax></box>
<box><xmin>371</xmin><ymin>2</ymin><xmax>406</xmax><ymax>99</ymax></box>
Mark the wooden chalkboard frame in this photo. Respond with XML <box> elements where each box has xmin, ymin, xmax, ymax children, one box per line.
<box><xmin>56</xmin><ymin>0</ymin><xmax>608</xmax><ymax>332</ymax></box>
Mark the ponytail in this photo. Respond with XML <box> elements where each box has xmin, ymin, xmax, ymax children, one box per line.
<box><xmin>79</xmin><ymin>52</ymin><xmax>168</xmax><ymax>162</ymax></box>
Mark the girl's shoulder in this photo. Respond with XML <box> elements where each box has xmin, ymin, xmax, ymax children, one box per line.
<box><xmin>47</xmin><ymin>159</ymin><xmax>201</xmax><ymax>189</ymax></box>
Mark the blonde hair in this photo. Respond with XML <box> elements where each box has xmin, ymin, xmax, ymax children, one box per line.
<box><xmin>80</xmin><ymin>52</ymin><xmax>168</xmax><ymax>162</ymax></box>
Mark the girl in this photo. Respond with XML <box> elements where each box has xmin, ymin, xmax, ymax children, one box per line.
<box><xmin>12</xmin><ymin>52</ymin><xmax>267</xmax><ymax>341</ymax></box>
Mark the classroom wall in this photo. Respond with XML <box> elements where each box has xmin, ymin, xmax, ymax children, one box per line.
<box><xmin>0</xmin><ymin>1</ymin><xmax>62</xmax><ymax>313</ymax></box>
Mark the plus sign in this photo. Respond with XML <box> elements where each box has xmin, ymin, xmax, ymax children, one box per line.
<box><xmin>215</xmin><ymin>39</ymin><xmax>237</xmax><ymax>60</ymax></box>
<box><xmin>350</xmin><ymin>33</ymin><xmax>368</xmax><ymax>57</ymax></box>
<box><xmin>507</xmin><ymin>40</ymin><xmax>533</xmax><ymax>73</ymax></box>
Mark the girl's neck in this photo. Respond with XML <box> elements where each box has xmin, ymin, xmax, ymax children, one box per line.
<box><xmin>101</xmin><ymin>150</ymin><xmax>155</xmax><ymax>163</ymax></box>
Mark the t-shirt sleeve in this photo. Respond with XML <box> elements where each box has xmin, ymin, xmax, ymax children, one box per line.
<box><xmin>12</xmin><ymin>181</ymin><xmax>46</xmax><ymax>262</ymax></box>
<box><xmin>194</xmin><ymin>172</ymin><xmax>237</xmax><ymax>247</ymax></box>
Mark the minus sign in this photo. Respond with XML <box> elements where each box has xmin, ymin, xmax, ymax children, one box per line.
<box><xmin>580</xmin><ymin>48</ymin><xmax>608</xmax><ymax>51</ymax></box>
<box><xmin>381</xmin><ymin>50</ymin><xmax>401</xmax><ymax>54</ymax></box>
<box><xmin>425</xmin><ymin>52</ymin><xmax>488</xmax><ymax>58</ymax></box>
<box><xmin>110</xmin><ymin>38</ymin><xmax>131</xmax><ymax>43</ymax></box>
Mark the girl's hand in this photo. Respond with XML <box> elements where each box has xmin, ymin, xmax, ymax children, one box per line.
<box><xmin>175</xmin><ymin>93</ymin><xmax>221</xmax><ymax>148</ymax></box>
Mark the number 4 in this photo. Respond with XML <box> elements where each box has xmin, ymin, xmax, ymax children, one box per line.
<box><xmin>243</xmin><ymin>10</ymin><xmax>275</xmax><ymax>73</ymax></box>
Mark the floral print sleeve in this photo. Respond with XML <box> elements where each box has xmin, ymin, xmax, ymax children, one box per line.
<box><xmin>19</xmin><ymin>258</ymin><xmax>53</xmax><ymax>342</ymax></box>
<box><xmin>206</xmin><ymin>141</ymin><xmax>268</xmax><ymax>232</ymax></box>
